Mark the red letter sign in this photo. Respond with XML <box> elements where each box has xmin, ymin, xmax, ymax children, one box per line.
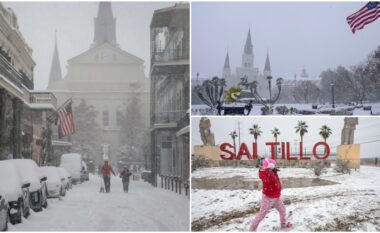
<box><xmin>220</xmin><ymin>143</ymin><xmax>235</xmax><ymax>160</ymax></box>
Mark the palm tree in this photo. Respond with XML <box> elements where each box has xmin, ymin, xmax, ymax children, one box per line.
<box><xmin>249</xmin><ymin>124</ymin><xmax>262</xmax><ymax>143</ymax></box>
<box><xmin>271</xmin><ymin>127</ymin><xmax>280</xmax><ymax>159</ymax></box>
<box><xmin>295</xmin><ymin>121</ymin><xmax>309</xmax><ymax>147</ymax></box>
<box><xmin>229</xmin><ymin>131</ymin><xmax>238</xmax><ymax>155</ymax></box>
<box><xmin>319</xmin><ymin>125</ymin><xmax>332</xmax><ymax>143</ymax></box>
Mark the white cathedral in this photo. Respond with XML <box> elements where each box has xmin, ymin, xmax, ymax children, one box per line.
<box><xmin>222</xmin><ymin>29</ymin><xmax>272</xmax><ymax>98</ymax></box>
<box><xmin>47</xmin><ymin>2</ymin><xmax>150</xmax><ymax>161</ymax></box>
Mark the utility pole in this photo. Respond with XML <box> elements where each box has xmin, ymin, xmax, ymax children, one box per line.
<box><xmin>237</xmin><ymin>121</ymin><xmax>241</xmax><ymax>147</ymax></box>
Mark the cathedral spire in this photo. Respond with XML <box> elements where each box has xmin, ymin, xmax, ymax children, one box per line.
<box><xmin>244</xmin><ymin>28</ymin><xmax>253</xmax><ymax>55</ymax></box>
<box><xmin>264</xmin><ymin>51</ymin><xmax>271</xmax><ymax>72</ymax></box>
<box><xmin>92</xmin><ymin>2</ymin><xmax>118</xmax><ymax>47</ymax></box>
<box><xmin>48</xmin><ymin>31</ymin><xmax>62</xmax><ymax>87</ymax></box>
<box><xmin>224</xmin><ymin>51</ymin><xmax>230</xmax><ymax>69</ymax></box>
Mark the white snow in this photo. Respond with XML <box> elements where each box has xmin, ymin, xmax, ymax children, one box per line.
<box><xmin>192</xmin><ymin>167</ymin><xmax>340</xmax><ymax>180</ymax></box>
<box><xmin>191</xmin><ymin>103</ymin><xmax>380</xmax><ymax>116</ymax></box>
<box><xmin>191</xmin><ymin>165</ymin><xmax>380</xmax><ymax>231</ymax></box>
<box><xmin>0</xmin><ymin>161</ymin><xmax>24</xmax><ymax>202</ymax></box>
<box><xmin>8</xmin><ymin>159</ymin><xmax>41</xmax><ymax>193</ymax></box>
<box><xmin>9</xmin><ymin>174</ymin><xmax>189</xmax><ymax>231</ymax></box>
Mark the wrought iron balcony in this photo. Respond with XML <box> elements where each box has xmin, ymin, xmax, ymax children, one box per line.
<box><xmin>153</xmin><ymin>110</ymin><xmax>186</xmax><ymax>124</ymax></box>
<box><xmin>0</xmin><ymin>53</ymin><xmax>33</xmax><ymax>89</ymax></box>
<box><xmin>152</xmin><ymin>48</ymin><xmax>189</xmax><ymax>64</ymax></box>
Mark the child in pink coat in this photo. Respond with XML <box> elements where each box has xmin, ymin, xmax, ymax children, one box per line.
<box><xmin>249</xmin><ymin>158</ymin><xmax>292</xmax><ymax>231</ymax></box>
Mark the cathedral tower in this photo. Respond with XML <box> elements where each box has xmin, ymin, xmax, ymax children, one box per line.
<box><xmin>48</xmin><ymin>32</ymin><xmax>62</xmax><ymax>88</ymax></box>
<box><xmin>263</xmin><ymin>52</ymin><xmax>271</xmax><ymax>78</ymax></box>
<box><xmin>92</xmin><ymin>2</ymin><xmax>118</xmax><ymax>47</ymax></box>
<box><xmin>222</xmin><ymin>51</ymin><xmax>231</xmax><ymax>81</ymax></box>
<box><xmin>241</xmin><ymin>28</ymin><xmax>254</xmax><ymax>69</ymax></box>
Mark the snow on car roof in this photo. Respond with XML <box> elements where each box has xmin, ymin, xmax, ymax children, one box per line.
<box><xmin>8</xmin><ymin>159</ymin><xmax>41</xmax><ymax>192</ymax></box>
<box><xmin>39</xmin><ymin>166</ymin><xmax>61</xmax><ymax>183</ymax></box>
<box><xmin>0</xmin><ymin>161</ymin><xmax>23</xmax><ymax>202</ymax></box>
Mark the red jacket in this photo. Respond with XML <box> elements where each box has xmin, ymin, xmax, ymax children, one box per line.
<box><xmin>259</xmin><ymin>169</ymin><xmax>282</xmax><ymax>198</ymax></box>
<box><xmin>102</xmin><ymin>164</ymin><xmax>115</xmax><ymax>177</ymax></box>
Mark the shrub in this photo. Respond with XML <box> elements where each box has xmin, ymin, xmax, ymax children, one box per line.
<box><xmin>335</xmin><ymin>160</ymin><xmax>351</xmax><ymax>174</ymax></box>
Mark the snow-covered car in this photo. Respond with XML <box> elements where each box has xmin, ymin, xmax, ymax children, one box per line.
<box><xmin>0</xmin><ymin>161</ymin><xmax>30</xmax><ymax>224</ymax></box>
<box><xmin>0</xmin><ymin>190</ymin><xmax>9</xmax><ymax>231</ymax></box>
<box><xmin>60</xmin><ymin>153</ymin><xmax>83</xmax><ymax>184</ymax></box>
<box><xmin>39</xmin><ymin>167</ymin><xmax>66</xmax><ymax>198</ymax></box>
<box><xmin>80</xmin><ymin>161</ymin><xmax>89</xmax><ymax>182</ymax></box>
<box><xmin>9</xmin><ymin>159</ymin><xmax>47</xmax><ymax>212</ymax></box>
<box><xmin>58</xmin><ymin>167</ymin><xmax>72</xmax><ymax>190</ymax></box>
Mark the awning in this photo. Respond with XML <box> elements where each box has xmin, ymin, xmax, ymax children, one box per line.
<box><xmin>52</xmin><ymin>140</ymin><xmax>72</xmax><ymax>147</ymax></box>
<box><xmin>176</xmin><ymin>125</ymin><xmax>189</xmax><ymax>137</ymax></box>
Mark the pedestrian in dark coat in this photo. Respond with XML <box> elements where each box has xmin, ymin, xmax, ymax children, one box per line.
<box><xmin>120</xmin><ymin>167</ymin><xmax>132</xmax><ymax>193</ymax></box>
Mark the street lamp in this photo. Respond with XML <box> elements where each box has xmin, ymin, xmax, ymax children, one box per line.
<box><xmin>330</xmin><ymin>83</ymin><xmax>335</xmax><ymax>108</ymax></box>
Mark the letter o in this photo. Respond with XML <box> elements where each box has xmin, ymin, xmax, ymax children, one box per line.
<box><xmin>313</xmin><ymin>141</ymin><xmax>330</xmax><ymax>160</ymax></box>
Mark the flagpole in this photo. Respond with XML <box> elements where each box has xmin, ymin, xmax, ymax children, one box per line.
<box><xmin>47</xmin><ymin>97</ymin><xmax>73</xmax><ymax>123</ymax></box>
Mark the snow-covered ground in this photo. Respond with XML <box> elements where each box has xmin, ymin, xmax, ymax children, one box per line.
<box><xmin>9</xmin><ymin>175</ymin><xmax>189</xmax><ymax>231</ymax></box>
<box><xmin>191</xmin><ymin>103</ymin><xmax>380</xmax><ymax>116</ymax></box>
<box><xmin>191</xmin><ymin>166</ymin><xmax>380</xmax><ymax>231</ymax></box>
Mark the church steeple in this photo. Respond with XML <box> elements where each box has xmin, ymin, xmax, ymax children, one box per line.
<box><xmin>48</xmin><ymin>31</ymin><xmax>62</xmax><ymax>87</ymax></box>
<box><xmin>222</xmin><ymin>51</ymin><xmax>231</xmax><ymax>81</ymax></box>
<box><xmin>224</xmin><ymin>52</ymin><xmax>230</xmax><ymax>69</ymax></box>
<box><xmin>264</xmin><ymin>51</ymin><xmax>271</xmax><ymax>78</ymax></box>
<box><xmin>244</xmin><ymin>28</ymin><xmax>253</xmax><ymax>55</ymax></box>
<box><xmin>92</xmin><ymin>2</ymin><xmax>118</xmax><ymax>47</ymax></box>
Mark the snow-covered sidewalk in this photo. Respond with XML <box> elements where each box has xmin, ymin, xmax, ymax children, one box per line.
<box><xmin>10</xmin><ymin>175</ymin><xmax>189</xmax><ymax>231</ymax></box>
<box><xmin>192</xmin><ymin>166</ymin><xmax>380</xmax><ymax>231</ymax></box>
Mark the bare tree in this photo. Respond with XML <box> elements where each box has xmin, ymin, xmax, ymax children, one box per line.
<box><xmin>120</xmin><ymin>96</ymin><xmax>145</xmax><ymax>160</ymax></box>
<box><xmin>293</xmin><ymin>81</ymin><xmax>320</xmax><ymax>104</ymax></box>
<box><xmin>71</xmin><ymin>99</ymin><xmax>103</xmax><ymax>163</ymax></box>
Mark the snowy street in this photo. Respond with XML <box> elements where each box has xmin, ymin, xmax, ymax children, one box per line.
<box><xmin>192</xmin><ymin>165</ymin><xmax>380</xmax><ymax>231</ymax></box>
<box><xmin>9</xmin><ymin>175</ymin><xmax>189</xmax><ymax>231</ymax></box>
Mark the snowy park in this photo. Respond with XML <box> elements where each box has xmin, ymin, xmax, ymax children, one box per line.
<box><xmin>8</xmin><ymin>174</ymin><xmax>189</xmax><ymax>231</ymax></box>
<box><xmin>191</xmin><ymin>165</ymin><xmax>380</xmax><ymax>231</ymax></box>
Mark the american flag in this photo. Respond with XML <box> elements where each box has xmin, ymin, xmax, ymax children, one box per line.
<box><xmin>347</xmin><ymin>2</ymin><xmax>380</xmax><ymax>33</ymax></box>
<box><xmin>57</xmin><ymin>100</ymin><xmax>76</xmax><ymax>138</ymax></box>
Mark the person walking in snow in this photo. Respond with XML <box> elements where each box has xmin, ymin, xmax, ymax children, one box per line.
<box><xmin>102</xmin><ymin>160</ymin><xmax>116</xmax><ymax>193</ymax></box>
<box><xmin>120</xmin><ymin>167</ymin><xmax>132</xmax><ymax>193</ymax></box>
<box><xmin>249</xmin><ymin>158</ymin><xmax>292</xmax><ymax>231</ymax></box>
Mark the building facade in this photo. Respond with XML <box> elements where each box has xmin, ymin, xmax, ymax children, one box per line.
<box><xmin>0</xmin><ymin>3</ymin><xmax>57</xmax><ymax>163</ymax></box>
<box><xmin>47</xmin><ymin>2</ymin><xmax>150</xmax><ymax>164</ymax></box>
<box><xmin>222</xmin><ymin>29</ymin><xmax>271</xmax><ymax>98</ymax></box>
<box><xmin>150</xmin><ymin>3</ymin><xmax>190</xmax><ymax>194</ymax></box>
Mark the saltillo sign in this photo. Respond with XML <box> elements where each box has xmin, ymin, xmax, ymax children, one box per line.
<box><xmin>220</xmin><ymin>141</ymin><xmax>330</xmax><ymax>160</ymax></box>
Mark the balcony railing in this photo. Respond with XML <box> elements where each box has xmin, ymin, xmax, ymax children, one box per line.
<box><xmin>154</xmin><ymin>110</ymin><xmax>186</xmax><ymax>124</ymax></box>
<box><xmin>152</xmin><ymin>48</ymin><xmax>189</xmax><ymax>64</ymax></box>
<box><xmin>0</xmin><ymin>53</ymin><xmax>33</xmax><ymax>89</ymax></box>
<box><xmin>29</xmin><ymin>91</ymin><xmax>57</xmax><ymax>108</ymax></box>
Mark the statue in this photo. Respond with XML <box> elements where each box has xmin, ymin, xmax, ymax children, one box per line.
<box><xmin>199</xmin><ymin>117</ymin><xmax>215</xmax><ymax>146</ymax></box>
<box><xmin>101</xmin><ymin>143</ymin><xmax>110</xmax><ymax>161</ymax></box>
<box><xmin>341</xmin><ymin>117</ymin><xmax>359</xmax><ymax>145</ymax></box>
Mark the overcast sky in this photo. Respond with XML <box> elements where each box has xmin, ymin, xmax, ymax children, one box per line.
<box><xmin>4</xmin><ymin>2</ymin><xmax>174</xmax><ymax>90</ymax></box>
<box><xmin>192</xmin><ymin>117</ymin><xmax>380</xmax><ymax>158</ymax></box>
<box><xmin>192</xmin><ymin>2</ymin><xmax>380</xmax><ymax>81</ymax></box>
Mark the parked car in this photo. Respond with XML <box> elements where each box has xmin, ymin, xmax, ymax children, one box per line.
<box><xmin>39</xmin><ymin>167</ymin><xmax>66</xmax><ymax>198</ymax></box>
<box><xmin>60</xmin><ymin>153</ymin><xmax>83</xmax><ymax>184</ymax></box>
<box><xmin>58</xmin><ymin>167</ymin><xmax>72</xmax><ymax>190</ymax></box>
<box><xmin>0</xmin><ymin>190</ymin><xmax>9</xmax><ymax>231</ymax></box>
<box><xmin>0</xmin><ymin>161</ymin><xmax>30</xmax><ymax>224</ymax></box>
<box><xmin>81</xmin><ymin>161</ymin><xmax>89</xmax><ymax>182</ymax></box>
<box><xmin>9</xmin><ymin>159</ymin><xmax>47</xmax><ymax>212</ymax></box>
